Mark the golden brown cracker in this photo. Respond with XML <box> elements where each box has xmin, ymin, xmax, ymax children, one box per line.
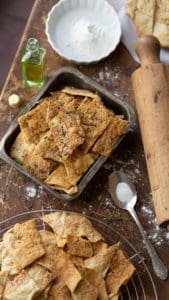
<box><xmin>45</xmin><ymin>165</ymin><xmax>78</xmax><ymax>195</ymax></box>
<box><xmin>3</xmin><ymin>220</ymin><xmax>45</xmax><ymax>269</ymax></box>
<box><xmin>18</xmin><ymin>98</ymin><xmax>50</xmax><ymax>145</ymax></box>
<box><xmin>92</xmin><ymin>116</ymin><xmax>129</xmax><ymax>157</ymax></box>
<box><xmin>50</xmin><ymin>110</ymin><xmax>85</xmax><ymax>159</ymax></box>
<box><xmin>41</xmin><ymin>212</ymin><xmax>104</xmax><ymax>243</ymax></box>
<box><xmin>63</xmin><ymin>150</ymin><xmax>97</xmax><ymax>185</ymax></box>
<box><xmin>66</xmin><ymin>235</ymin><xmax>93</xmax><ymax>258</ymax></box>
<box><xmin>106</xmin><ymin>249</ymin><xmax>135</xmax><ymax>297</ymax></box>
<box><xmin>10</xmin><ymin>132</ymin><xmax>35</xmax><ymax>166</ymax></box>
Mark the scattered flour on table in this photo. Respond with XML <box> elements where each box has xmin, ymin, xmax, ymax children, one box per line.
<box><xmin>25</xmin><ymin>186</ymin><xmax>37</xmax><ymax>199</ymax></box>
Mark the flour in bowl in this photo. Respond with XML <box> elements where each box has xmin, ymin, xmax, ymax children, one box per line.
<box><xmin>67</xmin><ymin>18</ymin><xmax>112</xmax><ymax>60</ymax></box>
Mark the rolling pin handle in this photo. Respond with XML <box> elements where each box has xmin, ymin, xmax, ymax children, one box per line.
<box><xmin>135</xmin><ymin>35</ymin><xmax>161</xmax><ymax>66</ymax></box>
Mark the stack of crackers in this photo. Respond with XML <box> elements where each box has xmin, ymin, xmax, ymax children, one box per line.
<box><xmin>10</xmin><ymin>87</ymin><xmax>128</xmax><ymax>194</ymax></box>
<box><xmin>0</xmin><ymin>212</ymin><xmax>135</xmax><ymax>299</ymax></box>
<box><xmin>126</xmin><ymin>0</ymin><xmax>169</xmax><ymax>47</ymax></box>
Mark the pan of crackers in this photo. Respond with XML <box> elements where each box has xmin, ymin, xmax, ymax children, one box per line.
<box><xmin>0</xmin><ymin>210</ymin><xmax>136</xmax><ymax>300</ymax></box>
<box><xmin>0</xmin><ymin>67</ymin><xmax>134</xmax><ymax>200</ymax></box>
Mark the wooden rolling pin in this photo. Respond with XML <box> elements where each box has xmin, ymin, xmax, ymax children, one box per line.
<box><xmin>132</xmin><ymin>35</ymin><xmax>169</xmax><ymax>225</ymax></box>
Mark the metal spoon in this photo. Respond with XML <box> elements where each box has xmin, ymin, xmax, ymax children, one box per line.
<box><xmin>108</xmin><ymin>170</ymin><xmax>168</xmax><ymax>280</ymax></box>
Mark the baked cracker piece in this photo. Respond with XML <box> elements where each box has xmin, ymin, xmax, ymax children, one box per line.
<box><xmin>153</xmin><ymin>22</ymin><xmax>169</xmax><ymax>48</ymax></box>
<box><xmin>72</xmin><ymin>278</ymin><xmax>98</xmax><ymax>300</ymax></box>
<box><xmin>1</xmin><ymin>246</ymin><xmax>20</xmax><ymax>276</ymax></box>
<box><xmin>26</xmin><ymin>263</ymin><xmax>55</xmax><ymax>292</ymax></box>
<box><xmin>92</xmin><ymin>115</ymin><xmax>129</xmax><ymax>157</ymax></box>
<box><xmin>83</xmin><ymin>268</ymin><xmax>108</xmax><ymax>300</ymax></box>
<box><xmin>66</xmin><ymin>235</ymin><xmax>93</xmax><ymax>258</ymax></box>
<box><xmin>45</xmin><ymin>165</ymin><xmax>78</xmax><ymax>195</ymax></box>
<box><xmin>84</xmin><ymin>243</ymin><xmax>120</xmax><ymax>278</ymax></box>
<box><xmin>126</xmin><ymin>0</ymin><xmax>169</xmax><ymax>47</ymax></box>
<box><xmin>63</xmin><ymin>149</ymin><xmax>98</xmax><ymax>185</ymax></box>
<box><xmin>77</xmin><ymin>95</ymin><xmax>111</xmax><ymax>153</ymax></box>
<box><xmin>134</xmin><ymin>10</ymin><xmax>154</xmax><ymax>35</ymax></box>
<box><xmin>38</xmin><ymin>246</ymin><xmax>82</xmax><ymax>293</ymax></box>
<box><xmin>0</xmin><ymin>271</ymin><xmax>9</xmax><ymax>300</ymax></box>
<box><xmin>33</xmin><ymin>130</ymin><xmax>62</xmax><ymax>163</ymax></box>
<box><xmin>62</xmin><ymin>86</ymin><xmax>96</xmax><ymax>98</ymax></box>
<box><xmin>48</xmin><ymin>281</ymin><xmax>72</xmax><ymax>300</ymax></box>
<box><xmin>155</xmin><ymin>0</ymin><xmax>169</xmax><ymax>24</ymax></box>
<box><xmin>3</xmin><ymin>270</ymin><xmax>40</xmax><ymax>300</ymax></box>
<box><xmin>41</xmin><ymin>212</ymin><xmax>104</xmax><ymax>243</ymax></box>
<box><xmin>10</xmin><ymin>132</ymin><xmax>35</xmax><ymax>166</ymax></box>
<box><xmin>3</xmin><ymin>219</ymin><xmax>45</xmax><ymax>269</ymax></box>
<box><xmin>50</xmin><ymin>110</ymin><xmax>85</xmax><ymax>160</ymax></box>
<box><xmin>18</xmin><ymin>98</ymin><xmax>50</xmax><ymax>145</ymax></box>
<box><xmin>106</xmin><ymin>250</ymin><xmax>135</xmax><ymax>299</ymax></box>
<box><xmin>26</xmin><ymin>144</ymin><xmax>57</xmax><ymax>181</ymax></box>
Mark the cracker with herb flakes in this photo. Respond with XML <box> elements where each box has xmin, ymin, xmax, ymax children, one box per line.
<box><xmin>18</xmin><ymin>98</ymin><xmax>50</xmax><ymax>145</ymax></box>
<box><xmin>92</xmin><ymin>115</ymin><xmax>129</xmax><ymax>157</ymax></box>
<box><xmin>77</xmin><ymin>95</ymin><xmax>111</xmax><ymax>153</ymax></box>
<box><xmin>50</xmin><ymin>110</ymin><xmax>85</xmax><ymax>160</ymax></box>
<box><xmin>3</xmin><ymin>220</ymin><xmax>45</xmax><ymax>270</ymax></box>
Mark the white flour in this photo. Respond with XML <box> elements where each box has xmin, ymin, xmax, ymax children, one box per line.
<box><xmin>67</xmin><ymin>18</ymin><xmax>112</xmax><ymax>60</ymax></box>
<box><xmin>116</xmin><ymin>182</ymin><xmax>134</xmax><ymax>203</ymax></box>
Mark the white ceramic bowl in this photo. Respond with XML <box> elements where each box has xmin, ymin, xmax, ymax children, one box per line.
<box><xmin>46</xmin><ymin>0</ymin><xmax>121</xmax><ymax>64</ymax></box>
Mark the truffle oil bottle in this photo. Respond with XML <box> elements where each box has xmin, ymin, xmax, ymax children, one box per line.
<box><xmin>21</xmin><ymin>38</ymin><xmax>46</xmax><ymax>88</ymax></box>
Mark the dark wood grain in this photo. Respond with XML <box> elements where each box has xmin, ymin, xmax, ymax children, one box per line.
<box><xmin>0</xmin><ymin>0</ymin><xmax>169</xmax><ymax>299</ymax></box>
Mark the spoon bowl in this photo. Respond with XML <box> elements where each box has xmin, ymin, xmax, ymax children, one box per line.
<box><xmin>108</xmin><ymin>170</ymin><xmax>168</xmax><ymax>281</ymax></box>
<box><xmin>109</xmin><ymin>171</ymin><xmax>137</xmax><ymax>210</ymax></box>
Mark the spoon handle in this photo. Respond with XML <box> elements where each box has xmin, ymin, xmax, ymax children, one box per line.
<box><xmin>129</xmin><ymin>207</ymin><xmax>168</xmax><ymax>280</ymax></box>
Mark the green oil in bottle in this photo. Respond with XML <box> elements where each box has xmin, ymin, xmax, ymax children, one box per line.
<box><xmin>21</xmin><ymin>38</ymin><xmax>46</xmax><ymax>88</ymax></box>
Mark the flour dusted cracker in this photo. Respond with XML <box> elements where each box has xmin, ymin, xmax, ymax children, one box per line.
<box><xmin>50</xmin><ymin>110</ymin><xmax>85</xmax><ymax>159</ymax></box>
<box><xmin>92</xmin><ymin>116</ymin><xmax>129</xmax><ymax>157</ymax></box>
<box><xmin>3</xmin><ymin>220</ymin><xmax>45</xmax><ymax>269</ymax></box>
<box><xmin>18</xmin><ymin>98</ymin><xmax>50</xmax><ymax>145</ymax></box>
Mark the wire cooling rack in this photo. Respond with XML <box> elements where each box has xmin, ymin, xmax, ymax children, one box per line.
<box><xmin>0</xmin><ymin>209</ymin><xmax>158</xmax><ymax>300</ymax></box>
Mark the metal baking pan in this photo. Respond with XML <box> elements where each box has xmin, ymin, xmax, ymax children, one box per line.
<box><xmin>0</xmin><ymin>66</ymin><xmax>135</xmax><ymax>200</ymax></box>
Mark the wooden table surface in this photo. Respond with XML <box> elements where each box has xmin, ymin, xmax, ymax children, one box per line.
<box><xmin>0</xmin><ymin>0</ymin><xmax>169</xmax><ymax>299</ymax></box>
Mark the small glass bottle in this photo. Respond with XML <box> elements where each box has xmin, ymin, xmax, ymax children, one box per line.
<box><xmin>21</xmin><ymin>38</ymin><xmax>46</xmax><ymax>88</ymax></box>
